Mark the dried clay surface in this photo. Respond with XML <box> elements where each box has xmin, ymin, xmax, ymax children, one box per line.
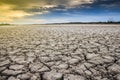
<box><xmin>0</xmin><ymin>24</ymin><xmax>120</xmax><ymax>80</ymax></box>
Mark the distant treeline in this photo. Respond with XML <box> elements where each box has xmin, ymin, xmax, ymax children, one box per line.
<box><xmin>1</xmin><ymin>21</ymin><xmax>120</xmax><ymax>25</ymax></box>
<box><xmin>49</xmin><ymin>21</ymin><xmax>120</xmax><ymax>25</ymax></box>
<box><xmin>0</xmin><ymin>23</ymin><xmax>10</xmax><ymax>26</ymax></box>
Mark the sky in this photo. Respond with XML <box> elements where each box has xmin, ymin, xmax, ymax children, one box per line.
<box><xmin>0</xmin><ymin>0</ymin><xmax>120</xmax><ymax>24</ymax></box>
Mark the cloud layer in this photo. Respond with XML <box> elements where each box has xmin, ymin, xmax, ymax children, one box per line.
<box><xmin>0</xmin><ymin>0</ymin><xmax>120</xmax><ymax>23</ymax></box>
<box><xmin>0</xmin><ymin>0</ymin><xmax>94</xmax><ymax>22</ymax></box>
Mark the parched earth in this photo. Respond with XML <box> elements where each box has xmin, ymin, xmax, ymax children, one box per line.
<box><xmin>0</xmin><ymin>24</ymin><xmax>120</xmax><ymax>80</ymax></box>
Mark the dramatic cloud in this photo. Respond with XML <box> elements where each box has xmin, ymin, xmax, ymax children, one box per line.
<box><xmin>0</xmin><ymin>0</ymin><xmax>94</xmax><ymax>22</ymax></box>
<box><xmin>0</xmin><ymin>0</ymin><xmax>120</xmax><ymax>23</ymax></box>
<box><xmin>0</xmin><ymin>4</ymin><xmax>32</xmax><ymax>22</ymax></box>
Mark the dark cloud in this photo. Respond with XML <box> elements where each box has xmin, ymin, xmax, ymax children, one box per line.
<box><xmin>90</xmin><ymin>0</ymin><xmax>120</xmax><ymax>8</ymax></box>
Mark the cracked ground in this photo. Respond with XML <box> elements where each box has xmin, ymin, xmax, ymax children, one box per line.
<box><xmin>0</xmin><ymin>24</ymin><xmax>120</xmax><ymax>80</ymax></box>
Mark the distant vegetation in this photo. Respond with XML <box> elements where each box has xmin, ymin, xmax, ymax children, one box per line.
<box><xmin>47</xmin><ymin>19</ymin><xmax>120</xmax><ymax>24</ymax></box>
<box><xmin>49</xmin><ymin>21</ymin><xmax>120</xmax><ymax>25</ymax></box>
<box><xmin>0</xmin><ymin>23</ymin><xmax>10</xmax><ymax>26</ymax></box>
